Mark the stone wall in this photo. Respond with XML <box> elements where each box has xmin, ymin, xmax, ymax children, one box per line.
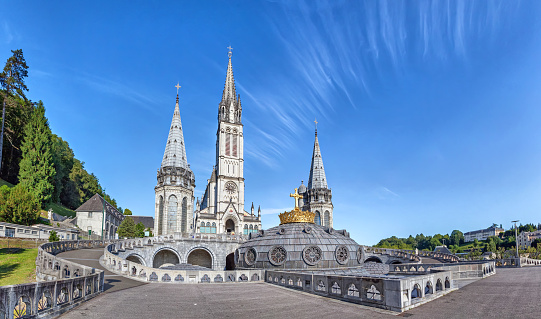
<box><xmin>0</xmin><ymin>240</ymin><xmax>111</xmax><ymax>319</ymax></box>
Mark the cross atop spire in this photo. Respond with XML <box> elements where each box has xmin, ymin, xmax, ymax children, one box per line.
<box><xmin>175</xmin><ymin>82</ymin><xmax>181</xmax><ymax>103</ymax></box>
<box><xmin>314</xmin><ymin>118</ymin><xmax>318</xmax><ymax>136</ymax></box>
<box><xmin>227</xmin><ymin>45</ymin><xmax>233</xmax><ymax>58</ymax></box>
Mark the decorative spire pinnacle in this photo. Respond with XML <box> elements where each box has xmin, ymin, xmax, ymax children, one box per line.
<box><xmin>219</xmin><ymin>47</ymin><xmax>241</xmax><ymax>123</ymax></box>
<box><xmin>307</xmin><ymin>126</ymin><xmax>328</xmax><ymax>189</ymax></box>
<box><xmin>175</xmin><ymin>82</ymin><xmax>181</xmax><ymax>103</ymax></box>
<box><xmin>314</xmin><ymin>118</ymin><xmax>318</xmax><ymax>136</ymax></box>
<box><xmin>161</xmin><ymin>90</ymin><xmax>189</xmax><ymax>169</ymax></box>
<box><xmin>227</xmin><ymin>45</ymin><xmax>233</xmax><ymax>58</ymax></box>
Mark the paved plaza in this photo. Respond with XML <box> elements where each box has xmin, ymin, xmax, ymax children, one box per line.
<box><xmin>58</xmin><ymin>249</ymin><xmax>541</xmax><ymax>318</ymax></box>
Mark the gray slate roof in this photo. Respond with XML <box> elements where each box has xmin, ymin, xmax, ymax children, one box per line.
<box><xmin>75</xmin><ymin>193</ymin><xmax>124</xmax><ymax>221</ymax></box>
<box><xmin>130</xmin><ymin>216</ymin><xmax>154</xmax><ymax>229</ymax></box>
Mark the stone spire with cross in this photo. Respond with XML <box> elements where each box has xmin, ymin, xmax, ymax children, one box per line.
<box><xmin>160</xmin><ymin>83</ymin><xmax>189</xmax><ymax>169</ymax></box>
<box><xmin>219</xmin><ymin>46</ymin><xmax>241</xmax><ymax>123</ymax></box>
<box><xmin>308</xmin><ymin>121</ymin><xmax>327</xmax><ymax>189</ymax></box>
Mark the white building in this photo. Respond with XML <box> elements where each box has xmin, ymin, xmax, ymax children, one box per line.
<box><xmin>464</xmin><ymin>226</ymin><xmax>504</xmax><ymax>242</ymax></box>
<box><xmin>75</xmin><ymin>193</ymin><xmax>124</xmax><ymax>239</ymax></box>
<box><xmin>0</xmin><ymin>221</ymin><xmax>79</xmax><ymax>241</ymax></box>
<box><xmin>517</xmin><ymin>229</ymin><xmax>541</xmax><ymax>249</ymax></box>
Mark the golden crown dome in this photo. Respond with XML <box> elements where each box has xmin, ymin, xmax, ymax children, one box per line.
<box><xmin>279</xmin><ymin>188</ymin><xmax>315</xmax><ymax>225</ymax></box>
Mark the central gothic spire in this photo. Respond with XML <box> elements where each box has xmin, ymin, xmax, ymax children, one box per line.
<box><xmin>161</xmin><ymin>88</ymin><xmax>189</xmax><ymax>169</ymax></box>
<box><xmin>218</xmin><ymin>47</ymin><xmax>242</xmax><ymax>124</ymax></box>
<box><xmin>307</xmin><ymin>127</ymin><xmax>328</xmax><ymax>189</ymax></box>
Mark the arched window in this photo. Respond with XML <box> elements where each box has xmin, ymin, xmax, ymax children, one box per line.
<box><xmin>243</xmin><ymin>224</ymin><xmax>248</xmax><ymax>235</ymax></box>
<box><xmin>158</xmin><ymin>196</ymin><xmax>164</xmax><ymax>235</ymax></box>
<box><xmin>200</xmin><ymin>222</ymin><xmax>206</xmax><ymax>233</ymax></box>
<box><xmin>206</xmin><ymin>222</ymin><xmax>211</xmax><ymax>233</ymax></box>
<box><xmin>249</xmin><ymin>225</ymin><xmax>254</xmax><ymax>233</ymax></box>
<box><xmin>211</xmin><ymin>222</ymin><xmax>217</xmax><ymax>233</ymax></box>
<box><xmin>445</xmin><ymin>277</ymin><xmax>451</xmax><ymax>289</ymax></box>
<box><xmin>314</xmin><ymin>211</ymin><xmax>321</xmax><ymax>225</ymax></box>
<box><xmin>232</xmin><ymin>134</ymin><xmax>237</xmax><ymax>157</ymax></box>
<box><xmin>181</xmin><ymin>197</ymin><xmax>188</xmax><ymax>233</ymax></box>
<box><xmin>324</xmin><ymin>211</ymin><xmax>330</xmax><ymax>227</ymax></box>
<box><xmin>167</xmin><ymin>195</ymin><xmax>178</xmax><ymax>233</ymax></box>
<box><xmin>425</xmin><ymin>281</ymin><xmax>433</xmax><ymax>295</ymax></box>
<box><xmin>254</xmin><ymin>225</ymin><xmax>258</xmax><ymax>231</ymax></box>
<box><xmin>225</xmin><ymin>133</ymin><xmax>231</xmax><ymax>156</ymax></box>
<box><xmin>411</xmin><ymin>284</ymin><xmax>421</xmax><ymax>299</ymax></box>
<box><xmin>436</xmin><ymin>279</ymin><xmax>443</xmax><ymax>292</ymax></box>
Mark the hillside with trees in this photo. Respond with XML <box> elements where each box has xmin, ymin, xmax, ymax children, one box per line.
<box><xmin>0</xmin><ymin>49</ymin><xmax>122</xmax><ymax>225</ymax></box>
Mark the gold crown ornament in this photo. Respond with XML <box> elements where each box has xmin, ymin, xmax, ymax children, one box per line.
<box><xmin>278</xmin><ymin>188</ymin><xmax>315</xmax><ymax>224</ymax></box>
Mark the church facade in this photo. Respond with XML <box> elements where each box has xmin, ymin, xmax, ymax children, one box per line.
<box><xmin>297</xmin><ymin>128</ymin><xmax>333</xmax><ymax>228</ymax></box>
<box><xmin>194</xmin><ymin>51</ymin><xmax>262</xmax><ymax>235</ymax></box>
<box><xmin>154</xmin><ymin>90</ymin><xmax>196</xmax><ymax>235</ymax></box>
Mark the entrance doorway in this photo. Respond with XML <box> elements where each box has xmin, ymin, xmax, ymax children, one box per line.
<box><xmin>225</xmin><ymin>219</ymin><xmax>235</xmax><ymax>234</ymax></box>
<box><xmin>226</xmin><ymin>253</ymin><xmax>235</xmax><ymax>270</ymax></box>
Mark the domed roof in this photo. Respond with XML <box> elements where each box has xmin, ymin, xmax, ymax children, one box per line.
<box><xmin>235</xmin><ymin>223</ymin><xmax>360</xmax><ymax>270</ymax></box>
<box><xmin>298</xmin><ymin>181</ymin><xmax>307</xmax><ymax>193</ymax></box>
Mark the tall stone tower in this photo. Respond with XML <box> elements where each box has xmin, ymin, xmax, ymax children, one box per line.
<box><xmin>154</xmin><ymin>88</ymin><xmax>195</xmax><ymax>235</ymax></box>
<box><xmin>195</xmin><ymin>48</ymin><xmax>261</xmax><ymax>235</ymax></box>
<box><xmin>298</xmin><ymin>124</ymin><xmax>333</xmax><ymax>227</ymax></box>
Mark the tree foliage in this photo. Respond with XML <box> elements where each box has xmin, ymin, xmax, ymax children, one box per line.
<box><xmin>18</xmin><ymin>101</ymin><xmax>56</xmax><ymax>207</ymax></box>
<box><xmin>135</xmin><ymin>222</ymin><xmax>145</xmax><ymax>238</ymax></box>
<box><xmin>124</xmin><ymin>208</ymin><xmax>132</xmax><ymax>215</ymax></box>
<box><xmin>0</xmin><ymin>184</ymin><xmax>40</xmax><ymax>225</ymax></box>
<box><xmin>0</xmin><ymin>49</ymin><xmax>29</xmax><ymax>99</ymax></box>
<box><xmin>118</xmin><ymin>217</ymin><xmax>135</xmax><ymax>238</ymax></box>
<box><xmin>49</xmin><ymin>230</ymin><xmax>59</xmax><ymax>242</ymax></box>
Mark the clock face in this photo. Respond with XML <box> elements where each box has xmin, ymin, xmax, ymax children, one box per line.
<box><xmin>225</xmin><ymin>182</ymin><xmax>237</xmax><ymax>194</ymax></box>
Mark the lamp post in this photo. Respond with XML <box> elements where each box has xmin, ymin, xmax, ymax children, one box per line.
<box><xmin>512</xmin><ymin>220</ymin><xmax>519</xmax><ymax>258</ymax></box>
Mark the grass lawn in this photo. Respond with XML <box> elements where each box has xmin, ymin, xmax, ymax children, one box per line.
<box><xmin>42</xmin><ymin>202</ymin><xmax>76</xmax><ymax>218</ymax></box>
<box><xmin>0</xmin><ymin>248</ymin><xmax>38</xmax><ymax>286</ymax></box>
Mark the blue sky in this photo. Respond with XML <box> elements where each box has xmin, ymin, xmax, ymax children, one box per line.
<box><xmin>1</xmin><ymin>1</ymin><xmax>541</xmax><ymax>245</ymax></box>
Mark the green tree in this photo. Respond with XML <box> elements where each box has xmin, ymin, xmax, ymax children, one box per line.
<box><xmin>117</xmin><ymin>216</ymin><xmax>136</xmax><ymax>238</ymax></box>
<box><xmin>135</xmin><ymin>222</ymin><xmax>145</xmax><ymax>238</ymax></box>
<box><xmin>0</xmin><ymin>184</ymin><xmax>12</xmax><ymax>222</ymax></box>
<box><xmin>0</xmin><ymin>184</ymin><xmax>40</xmax><ymax>225</ymax></box>
<box><xmin>0</xmin><ymin>49</ymin><xmax>31</xmax><ymax>183</ymax></box>
<box><xmin>49</xmin><ymin>230</ymin><xmax>59</xmax><ymax>242</ymax></box>
<box><xmin>450</xmin><ymin>230</ymin><xmax>464</xmax><ymax>246</ymax></box>
<box><xmin>51</xmin><ymin>135</ymin><xmax>75</xmax><ymax>204</ymax></box>
<box><xmin>473</xmin><ymin>238</ymin><xmax>479</xmax><ymax>248</ymax></box>
<box><xmin>124</xmin><ymin>208</ymin><xmax>133</xmax><ymax>215</ymax></box>
<box><xmin>18</xmin><ymin>101</ymin><xmax>56</xmax><ymax>207</ymax></box>
<box><xmin>531</xmin><ymin>238</ymin><xmax>541</xmax><ymax>248</ymax></box>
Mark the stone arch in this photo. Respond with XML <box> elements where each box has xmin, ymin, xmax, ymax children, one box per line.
<box><xmin>167</xmin><ymin>195</ymin><xmax>178</xmax><ymax>233</ymax></box>
<box><xmin>158</xmin><ymin>196</ymin><xmax>164</xmax><ymax>235</ymax></box>
<box><xmin>436</xmin><ymin>279</ymin><xmax>443</xmax><ymax>292</ymax></box>
<box><xmin>314</xmin><ymin>211</ymin><xmax>321</xmax><ymax>225</ymax></box>
<box><xmin>224</xmin><ymin>218</ymin><xmax>236</xmax><ymax>234</ymax></box>
<box><xmin>445</xmin><ymin>277</ymin><xmax>451</xmax><ymax>289</ymax></box>
<box><xmin>411</xmin><ymin>284</ymin><xmax>421</xmax><ymax>299</ymax></box>
<box><xmin>187</xmin><ymin>247</ymin><xmax>213</xmax><ymax>269</ymax></box>
<box><xmin>324</xmin><ymin>211</ymin><xmax>330</xmax><ymax>226</ymax></box>
<box><xmin>389</xmin><ymin>260</ymin><xmax>402</xmax><ymax>264</ymax></box>
<box><xmin>364</xmin><ymin>256</ymin><xmax>383</xmax><ymax>263</ymax></box>
<box><xmin>109</xmin><ymin>224</ymin><xmax>114</xmax><ymax>239</ymax></box>
<box><xmin>152</xmin><ymin>248</ymin><xmax>180</xmax><ymax>268</ymax></box>
<box><xmin>181</xmin><ymin>197</ymin><xmax>188</xmax><ymax>232</ymax></box>
<box><xmin>425</xmin><ymin>281</ymin><xmax>433</xmax><ymax>295</ymax></box>
<box><xmin>126</xmin><ymin>253</ymin><xmax>146</xmax><ymax>266</ymax></box>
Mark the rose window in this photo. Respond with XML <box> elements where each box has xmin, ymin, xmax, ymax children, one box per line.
<box><xmin>245</xmin><ymin>247</ymin><xmax>257</xmax><ymax>266</ymax></box>
<box><xmin>335</xmin><ymin>245</ymin><xmax>349</xmax><ymax>264</ymax></box>
<box><xmin>303</xmin><ymin>245</ymin><xmax>322</xmax><ymax>265</ymax></box>
<box><xmin>268</xmin><ymin>246</ymin><xmax>287</xmax><ymax>266</ymax></box>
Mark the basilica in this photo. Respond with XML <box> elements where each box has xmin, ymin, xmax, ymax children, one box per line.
<box><xmin>154</xmin><ymin>50</ymin><xmax>262</xmax><ymax>235</ymax></box>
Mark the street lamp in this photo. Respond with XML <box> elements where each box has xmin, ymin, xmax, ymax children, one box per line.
<box><xmin>512</xmin><ymin>220</ymin><xmax>519</xmax><ymax>258</ymax></box>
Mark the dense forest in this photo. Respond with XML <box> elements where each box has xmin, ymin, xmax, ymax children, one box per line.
<box><xmin>0</xmin><ymin>49</ymin><xmax>121</xmax><ymax>225</ymax></box>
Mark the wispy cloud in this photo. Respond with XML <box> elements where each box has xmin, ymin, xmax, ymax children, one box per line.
<box><xmin>76</xmin><ymin>72</ymin><xmax>161</xmax><ymax>113</ymax></box>
<box><xmin>377</xmin><ymin>186</ymin><xmax>400</xmax><ymax>200</ymax></box>
<box><xmin>2</xmin><ymin>22</ymin><xmax>13</xmax><ymax>44</ymax></box>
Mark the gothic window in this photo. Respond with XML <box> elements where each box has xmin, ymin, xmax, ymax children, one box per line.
<box><xmin>331</xmin><ymin>282</ymin><xmax>341</xmax><ymax>294</ymax></box>
<box><xmin>324</xmin><ymin>211</ymin><xmax>330</xmax><ymax>226</ymax></box>
<box><xmin>348</xmin><ymin>284</ymin><xmax>359</xmax><ymax>297</ymax></box>
<box><xmin>317</xmin><ymin>280</ymin><xmax>325</xmax><ymax>291</ymax></box>
<box><xmin>211</xmin><ymin>222</ymin><xmax>217</xmax><ymax>233</ymax></box>
<box><xmin>367</xmin><ymin>285</ymin><xmax>382</xmax><ymax>301</ymax></box>
<box><xmin>167</xmin><ymin>195</ymin><xmax>178</xmax><ymax>233</ymax></box>
<box><xmin>314</xmin><ymin>211</ymin><xmax>321</xmax><ymax>225</ymax></box>
<box><xmin>425</xmin><ymin>281</ymin><xmax>433</xmax><ymax>295</ymax></box>
<box><xmin>243</xmin><ymin>224</ymin><xmax>248</xmax><ymax>235</ymax></box>
<box><xmin>249</xmin><ymin>224</ymin><xmax>254</xmax><ymax>234</ymax></box>
<box><xmin>181</xmin><ymin>197</ymin><xmax>188</xmax><ymax>233</ymax></box>
<box><xmin>206</xmin><ymin>222</ymin><xmax>211</xmax><ymax>233</ymax></box>
<box><xmin>158</xmin><ymin>196</ymin><xmax>164</xmax><ymax>235</ymax></box>
<box><xmin>254</xmin><ymin>225</ymin><xmax>258</xmax><ymax>231</ymax></box>
<box><xmin>200</xmin><ymin>222</ymin><xmax>206</xmax><ymax>233</ymax></box>
<box><xmin>232</xmin><ymin>134</ymin><xmax>237</xmax><ymax>157</ymax></box>
<box><xmin>411</xmin><ymin>284</ymin><xmax>421</xmax><ymax>299</ymax></box>
<box><xmin>445</xmin><ymin>277</ymin><xmax>451</xmax><ymax>289</ymax></box>
<box><xmin>225</xmin><ymin>133</ymin><xmax>231</xmax><ymax>156</ymax></box>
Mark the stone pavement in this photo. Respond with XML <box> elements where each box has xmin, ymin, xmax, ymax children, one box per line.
<box><xmin>57</xmin><ymin>248</ymin><xmax>146</xmax><ymax>293</ymax></box>
<box><xmin>57</xmin><ymin>248</ymin><xmax>541</xmax><ymax>318</ymax></box>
